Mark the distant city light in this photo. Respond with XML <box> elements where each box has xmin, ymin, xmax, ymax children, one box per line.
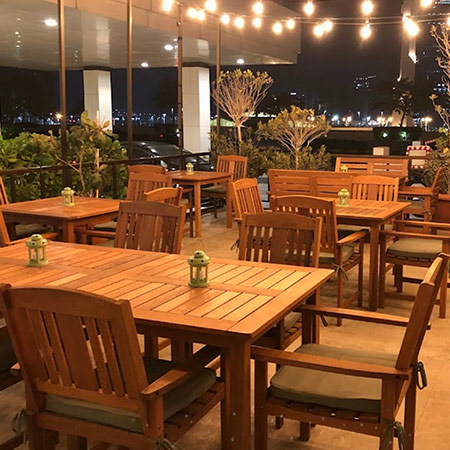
<box><xmin>332</xmin><ymin>115</ymin><xmax>339</xmax><ymax>122</ymax></box>
<box><xmin>252</xmin><ymin>17</ymin><xmax>262</xmax><ymax>28</ymax></box>
<box><xmin>162</xmin><ymin>0</ymin><xmax>173</xmax><ymax>12</ymax></box>
<box><xmin>221</xmin><ymin>14</ymin><xmax>230</xmax><ymax>25</ymax></box>
<box><xmin>55</xmin><ymin>113</ymin><xmax>62</xmax><ymax>120</ymax></box>
<box><xmin>304</xmin><ymin>1</ymin><xmax>315</xmax><ymax>16</ymax></box>
<box><xmin>361</xmin><ymin>1</ymin><xmax>374</xmax><ymax>16</ymax></box>
<box><xmin>164</xmin><ymin>44</ymin><xmax>174</xmax><ymax>51</ymax></box>
<box><xmin>237</xmin><ymin>58</ymin><xmax>245</xmax><ymax>65</ymax></box>
<box><xmin>205</xmin><ymin>0</ymin><xmax>217</xmax><ymax>13</ymax></box>
<box><xmin>360</xmin><ymin>22</ymin><xmax>372</xmax><ymax>39</ymax></box>
<box><xmin>253</xmin><ymin>1</ymin><xmax>264</xmax><ymax>15</ymax></box>
<box><xmin>141</xmin><ymin>62</ymin><xmax>149</xmax><ymax>68</ymax></box>
<box><xmin>44</xmin><ymin>18</ymin><xmax>58</xmax><ymax>27</ymax></box>
<box><xmin>234</xmin><ymin>16</ymin><xmax>245</xmax><ymax>29</ymax></box>
<box><xmin>286</xmin><ymin>19</ymin><xmax>296</xmax><ymax>30</ymax></box>
<box><xmin>420</xmin><ymin>0</ymin><xmax>433</xmax><ymax>8</ymax></box>
<box><xmin>273</xmin><ymin>22</ymin><xmax>283</xmax><ymax>34</ymax></box>
<box><xmin>313</xmin><ymin>24</ymin><xmax>325</xmax><ymax>37</ymax></box>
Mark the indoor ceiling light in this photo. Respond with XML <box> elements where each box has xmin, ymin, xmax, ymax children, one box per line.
<box><xmin>237</xmin><ymin>58</ymin><xmax>245</xmax><ymax>65</ymax></box>
<box><xmin>44</xmin><ymin>18</ymin><xmax>58</xmax><ymax>27</ymax></box>
<box><xmin>253</xmin><ymin>2</ymin><xmax>264</xmax><ymax>15</ymax></box>
<box><xmin>304</xmin><ymin>1</ymin><xmax>315</xmax><ymax>16</ymax></box>
<box><xmin>141</xmin><ymin>62</ymin><xmax>149</xmax><ymax>68</ymax></box>
<box><xmin>361</xmin><ymin>1</ymin><xmax>374</xmax><ymax>16</ymax></box>
<box><xmin>164</xmin><ymin>44</ymin><xmax>174</xmax><ymax>51</ymax></box>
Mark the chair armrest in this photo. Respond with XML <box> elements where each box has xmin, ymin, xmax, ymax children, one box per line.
<box><xmin>337</xmin><ymin>230</ymin><xmax>367</xmax><ymax>246</ymax></box>
<box><xmin>297</xmin><ymin>305</ymin><xmax>430</xmax><ymax>330</ymax></box>
<box><xmin>75</xmin><ymin>229</ymin><xmax>116</xmax><ymax>239</ymax></box>
<box><xmin>381</xmin><ymin>230</ymin><xmax>450</xmax><ymax>241</ymax></box>
<box><xmin>141</xmin><ymin>345</ymin><xmax>220</xmax><ymax>399</ymax></box>
<box><xmin>395</xmin><ymin>220</ymin><xmax>450</xmax><ymax>231</ymax></box>
<box><xmin>398</xmin><ymin>186</ymin><xmax>432</xmax><ymax>196</ymax></box>
<box><xmin>251</xmin><ymin>346</ymin><xmax>409</xmax><ymax>380</ymax></box>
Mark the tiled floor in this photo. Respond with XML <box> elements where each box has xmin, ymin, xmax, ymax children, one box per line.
<box><xmin>1</xmin><ymin>211</ymin><xmax>450</xmax><ymax>449</ymax></box>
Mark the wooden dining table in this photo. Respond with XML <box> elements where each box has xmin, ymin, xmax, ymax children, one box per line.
<box><xmin>170</xmin><ymin>170</ymin><xmax>232</xmax><ymax>237</ymax></box>
<box><xmin>335</xmin><ymin>199</ymin><xmax>408</xmax><ymax>310</ymax></box>
<box><xmin>0</xmin><ymin>241</ymin><xmax>333</xmax><ymax>450</ymax></box>
<box><xmin>0</xmin><ymin>197</ymin><xmax>120</xmax><ymax>243</ymax></box>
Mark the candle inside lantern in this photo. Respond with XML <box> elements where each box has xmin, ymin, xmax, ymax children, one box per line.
<box><xmin>188</xmin><ymin>250</ymin><xmax>210</xmax><ymax>287</ymax></box>
<box><xmin>338</xmin><ymin>188</ymin><xmax>350</xmax><ymax>206</ymax></box>
<box><xmin>26</xmin><ymin>234</ymin><xmax>48</xmax><ymax>267</ymax></box>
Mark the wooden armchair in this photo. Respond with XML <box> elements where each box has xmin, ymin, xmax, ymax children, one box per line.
<box><xmin>0</xmin><ymin>285</ymin><xmax>224</xmax><ymax>450</ymax></box>
<box><xmin>239</xmin><ymin>212</ymin><xmax>322</xmax><ymax>350</ymax></box>
<box><xmin>398</xmin><ymin>168</ymin><xmax>445</xmax><ymax>221</ymax></box>
<box><xmin>271</xmin><ymin>195</ymin><xmax>366</xmax><ymax>325</ymax></box>
<box><xmin>351</xmin><ymin>175</ymin><xmax>399</xmax><ymax>202</ymax></box>
<box><xmin>379</xmin><ymin>220</ymin><xmax>450</xmax><ymax>318</ymax></box>
<box><xmin>202</xmin><ymin>155</ymin><xmax>248</xmax><ymax>219</ymax></box>
<box><xmin>253</xmin><ymin>253</ymin><xmax>449</xmax><ymax>450</ymax></box>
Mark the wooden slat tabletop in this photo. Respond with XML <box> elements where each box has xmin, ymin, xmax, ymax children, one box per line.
<box><xmin>0</xmin><ymin>242</ymin><xmax>333</xmax><ymax>338</ymax></box>
<box><xmin>335</xmin><ymin>199</ymin><xmax>408</xmax><ymax>221</ymax></box>
<box><xmin>170</xmin><ymin>170</ymin><xmax>232</xmax><ymax>182</ymax></box>
<box><xmin>0</xmin><ymin>197</ymin><xmax>120</xmax><ymax>220</ymax></box>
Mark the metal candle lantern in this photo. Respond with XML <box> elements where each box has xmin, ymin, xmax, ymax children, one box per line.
<box><xmin>26</xmin><ymin>234</ymin><xmax>48</xmax><ymax>267</ymax></box>
<box><xmin>338</xmin><ymin>188</ymin><xmax>350</xmax><ymax>206</ymax></box>
<box><xmin>186</xmin><ymin>162</ymin><xmax>194</xmax><ymax>175</ymax></box>
<box><xmin>188</xmin><ymin>250</ymin><xmax>210</xmax><ymax>287</ymax></box>
<box><xmin>61</xmin><ymin>187</ymin><xmax>75</xmax><ymax>206</ymax></box>
<box><xmin>341</xmin><ymin>164</ymin><xmax>348</xmax><ymax>173</ymax></box>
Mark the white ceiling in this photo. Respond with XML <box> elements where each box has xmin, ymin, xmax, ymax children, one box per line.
<box><xmin>0</xmin><ymin>0</ymin><xmax>300</xmax><ymax>71</ymax></box>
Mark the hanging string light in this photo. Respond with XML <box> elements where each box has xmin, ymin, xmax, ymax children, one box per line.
<box><xmin>234</xmin><ymin>16</ymin><xmax>245</xmax><ymax>29</ymax></box>
<box><xmin>420</xmin><ymin>0</ymin><xmax>433</xmax><ymax>8</ymax></box>
<box><xmin>273</xmin><ymin>22</ymin><xmax>283</xmax><ymax>34</ymax></box>
<box><xmin>286</xmin><ymin>19</ymin><xmax>296</xmax><ymax>30</ymax></box>
<box><xmin>162</xmin><ymin>0</ymin><xmax>173</xmax><ymax>12</ymax></box>
<box><xmin>253</xmin><ymin>17</ymin><xmax>262</xmax><ymax>28</ymax></box>
<box><xmin>361</xmin><ymin>0</ymin><xmax>374</xmax><ymax>16</ymax></box>
<box><xmin>323</xmin><ymin>19</ymin><xmax>333</xmax><ymax>32</ymax></box>
<box><xmin>221</xmin><ymin>13</ymin><xmax>230</xmax><ymax>25</ymax></box>
<box><xmin>313</xmin><ymin>23</ymin><xmax>325</xmax><ymax>37</ymax></box>
<box><xmin>196</xmin><ymin>9</ymin><xmax>206</xmax><ymax>20</ymax></box>
<box><xmin>187</xmin><ymin>7</ymin><xmax>197</xmax><ymax>18</ymax></box>
<box><xmin>447</xmin><ymin>15</ymin><xmax>450</xmax><ymax>27</ymax></box>
<box><xmin>205</xmin><ymin>0</ymin><xmax>217</xmax><ymax>13</ymax></box>
<box><xmin>404</xmin><ymin>16</ymin><xmax>419</xmax><ymax>37</ymax></box>
<box><xmin>253</xmin><ymin>1</ymin><xmax>264</xmax><ymax>15</ymax></box>
<box><xmin>360</xmin><ymin>22</ymin><xmax>372</xmax><ymax>39</ymax></box>
<box><xmin>304</xmin><ymin>1</ymin><xmax>315</xmax><ymax>16</ymax></box>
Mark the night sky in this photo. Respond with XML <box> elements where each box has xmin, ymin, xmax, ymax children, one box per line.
<box><xmin>63</xmin><ymin>0</ymin><xmax>407</xmax><ymax>116</ymax></box>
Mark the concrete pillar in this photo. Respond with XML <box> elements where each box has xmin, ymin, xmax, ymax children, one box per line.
<box><xmin>83</xmin><ymin>70</ymin><xmax>113</xmax><ymax>129</ymax></box>
<box><xmin>182</xmin><ymin>66</ymin><xmax>211</xmax><ymax>153</ymax></box>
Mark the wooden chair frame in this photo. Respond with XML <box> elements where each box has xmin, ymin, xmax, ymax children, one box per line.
<box><xmin>271</xmin><ymin>195</ymin><xmax>366</xmax><ymax>325</ymax></box>
<box><xmin>351</xmin><ymin>175</ymin><xmax>399</xmax><ymax>202</ymax></box>
<box><xmin>0</xmin><ymin>285</ymin><xmax>224</xmax><ymax>450</ymax></box>
<box><xmin>127</xmin><ymin>164</ymin><xmax>166</xmax><ymax>175</ymax></box>
<box><xmin>230</xmin><ymin>178</ymin><xmax>264</xmax><ymax>232</ymax></box>
<box><xmin>126</xmin><ymin>172</ymin><xmax>173</xmax><ymax>201</ymax></box>
<box><xmin>335</xmin><ymin>156</ymin><xmax>409</xmax><ymax>178</ymax></box>
<box><xmin>379</xmin><ymin>220</ymin><xmax>450</xmax><ymax>318</ymax></box>
<box><xmin>253</xmin><ymin>254</ymin><xmax>449</xmax><ymax>450</ymax></box>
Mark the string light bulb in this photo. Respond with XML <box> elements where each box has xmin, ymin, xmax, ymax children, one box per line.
<box><xmin>286</xmin><ymin>19</ymin><xmax>295</xmax><ymax>30</ymax></box>
<box><xmin>252</xmin><ymin>17</ymin><xmax>262</xmax><ymax>28</ymax></box>
<box><xmin>404</xmin><ymin>17</ymin><xmax>419</xmax><ymax>37</ymax></box>
<box><xmin>420</xmin><ymin>0</ymin><xmax>433</xmax><ymax>7</ymax></box>
<box><xmin>253</xmin><ymin>1</ymin><xmax>264</xmax><ymax>15</ymax></box>
<box><xmin>162</xmin><ymin>0</ymin><xmax>173</xmax><ymax>12</ymax></box>
<box><xmin>304</xmin><ymin>1</ymin><xmax>315</xmax><ymax>16</ymax></box>
<box><xmin>273</xmin><ymin>22</ymin><xmax>283</xmax><ymax>34</ymax></box>
<box><xmin>221</xmin><ymin>14</ymin><xmax>230</xmax><ymax>25</ymax></box>
<box><xmin>187</xmin><ymin>8</ymin><xmax>197</xmax><ymax>18</ymax></box>
<box><xmin>196</xmin><ymin>9</ymin><xmax>206</xmax><ymax>21</ymax></box>
<box><xmin>205</xmin><ymin>0</ymin><xmax>216</xmax><ymax>13</ymax></box>
<box><xmin>313</xmin><ymin>24</ymin><xmax>325</xmax><ymax>37</ymax></box>
<box><xmin>234</xmin><ymin>16</ymin><xmax>245</xmax><ymax>29</ymax></box>
<box><xmin>361</xmin><ymin>0</ymin><xmax>374</xmax><ymax>16</ymax></box>
<box><xmin>323</xmin><ymin>19</ymin><xmax>333</xmax><ymax>32</ymax></box>
<box><xmin>360</xmin><ymin>22</ymin><xmax>372</xmax><ymax>39</ymax></box>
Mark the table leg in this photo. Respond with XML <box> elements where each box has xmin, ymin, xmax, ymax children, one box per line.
<box><xmin>194</xmin><ymin>182</ymin><xmax>202</xmax><ymax>238</ymax></box>
<box><xmin>226</xmin><ymin>180</ymin><xmax>232</xmax><ymax>229</ymax></box>
<box><xmin>369</xmin><ymin>223</ymin><xmax>380</xmax><ymax>311</ymax></box>
<box><xmin>62</xmin><ymin>221</ymin><xmax>75</xmax><ymax>243</ymax></box>
<box><xmin>222</xmin><ymin>340</ymin><xmax>251</xmax><ymax>450</ymax></box>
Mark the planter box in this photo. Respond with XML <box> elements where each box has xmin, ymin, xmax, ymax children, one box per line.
<box><xmin>435</xmin><ymin>194</ymin><xmax>450</xmax><ymax>222</ymax></box>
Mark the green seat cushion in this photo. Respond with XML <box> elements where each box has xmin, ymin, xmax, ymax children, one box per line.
<box><xmin>284</xmin><ymin>312</ymin><xmax>301</xmax><ymax>331</ymax></box>
<box><xmin>93</xmin><ymin>221</ymin><xmax>117</xmax><ymax>232</ymax></box>
<box><xmin>0</xmin><ymin>335</ymin><xmax>16</xmax><ymax>373</ymax></box>
<box><xmin>319</xmin><ymin>245</ymin><xmax>354</xmax><ymax>265</ymax></box>
<box><xmin>202</xmin><ymin>185</ymin><xmax>227</xmax><ymax>195</ymax></box>
<box><xmin>15</xmin><ymin>224</ymin><xmax>53</xmax><ymax>239</ymax></box>
<box><xmin>387</xmin><ymin>238</ymin><xmax>442</xmax><ymax>260</ymax></box>
<box><xmin>45</xmin><ymin>358</ymin><xmax>216</xmax><ymax>433</ymax></box>
<box><xmin>270</xmin><ymin>344</ymin><xmax>397</xmax><ymax>414</ymax></box>
<box><xmin>399</xmin><ymin>198</ymin><xmax>424</xmax><ymax>209</ymax></box>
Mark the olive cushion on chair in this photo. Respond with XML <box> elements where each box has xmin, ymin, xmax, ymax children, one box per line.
<box><xmin>319</xmin><ymin>245</ymin><xmax>354</xmax><ymax>265</ymax></box>
<box><xmin>270</xmin><ymin>344</ymin><xmax>397</xmax><ymax>414</ymax></box>
<box><xmin>386</xmin><ymin>238</ymin><xmax>442</xmax><ymax>260</ymax></box>
<box><xmin>45</xmin><ymin>358</ymin><xmax>216</xmax><ymax>433</ymax></box>
<box><xmin>93</xmin><ymin>221</ymin><xmax>117</xmax><ymax>232</ymax></box>
<box><xmin>202</xmin><ymin>185</ymin><xmax>227</xmax><ymax>195</ymax></box>
<box><xmin>0</xmin><ymin>335</ymin><xmax>16</xmax><ymax>373</ymax></box>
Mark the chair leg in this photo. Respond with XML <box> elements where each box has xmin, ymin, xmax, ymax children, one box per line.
<box><xmin>299</xmin><ymin>422</ymin><xmax>311</xmax><ymax>442</ymax></box>
<box><xmin>357</xmin><ymin>244</ymin><xmax>364</xmax><ymax>307</ymax></box>
<box><xmin>336</xmin><ymin>270</ymin><xmax>344</xmax><ymax>327</ymax></box>
<box><xmin>189</xmin><ymin>206</ymin><xmax>194</xmax><ymax>237</ymax></box>
<box><xmin>254</xmin><ymin>360</ymin><xmax>268</xmax><ymax>450</ymax></box>
<box><xmin>439</xmin><ymin>269</ymin><xmax>447</xmax><ymax>319</ymax></box>
<box><xmin>67</xmin><ymin>436</ymin><xmax>87</xmax><ymax>450</ymax></box>
<box><xmin>404</xmin><ymin>380</ymin><xmax>417</xmax><ymax>450</ymax></box>
<box><xmin>144</xmin><ymin>335</ymin><xmax>159</xmax><ymax>359</ymax></box>
<box><xmin>379</xmin><ymin>248</ymin><xmax>387</xmax><ymax>309</ymax></box>
<box><xmin>27</xmin><ymin>414</ymin><xmax>48</xmax><ymax>450</ymax></box>
<box><xmin>394</xmin><ymin>265</ymin><xmax>403</xmax><ymax>293</ymax></box>
<box><xmin>213</xmin><ymin>198</ymin><xmax>218</xmax><ymax>218</ymax></box>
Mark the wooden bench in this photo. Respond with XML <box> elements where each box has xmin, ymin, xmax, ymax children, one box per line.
<box><xmin>335</xmin><ymin>156</ymin><xmax>409</xmax><ymax>179</ymax></box>
<box><xmin>268</xmin><ymin>169</ymin><xmax>353</xmax><ymax>199</ymax></box>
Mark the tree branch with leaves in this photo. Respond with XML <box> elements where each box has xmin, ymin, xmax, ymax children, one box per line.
<box><xmin>212</xmin><ymin>69</ymin><xmax>273</xmax><ymax>153</ymax></box>
<box><xmin>259</xmin><ymin>106</ymin><xmax>330</xmax><ymax>170</ymax></box>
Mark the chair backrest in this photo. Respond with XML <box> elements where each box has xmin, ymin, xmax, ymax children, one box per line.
<box><xmin>238</xmin><ymin>212</ymin><xmax>322</xmax><ymax>267</ymax></box>
<box><xmin>271</xmin><ymin>195</ymin><xmax>338</xmax><ymax>256</ymax></box>
<box><xmin>431</xmin><ymin>167</ymin><xmax>446</xmax><ymax>195</ymax></box>
<box><xmin>127</xmin><ymin>164</ymin><xmax>166</xmax><ymax>175</ymax></box>
<box><xmin>0</xmin><ymin>178</ymin><xmax>9</xmax><ymax>205</ymax></box>
<box><xmin>335</xmin><ymin>157</ymin><xmax>408</xmax><ymax>178</ymax></box>
<box><xmin>115</xmin><ymin>201</ymin><xmax>185</xmax><ymax>253</ymax></box>
<box><xmin>314</xmin><ymin>175</ymin><xmax>353</xmax><ymax>198</ymax></box>
<box><xmin>396</xmin><ymin>253</ymin><xmax>449</xmax><ymax>371</ymax></box>
<box><xmin>0</xmin><ymin>285</ymin><xmax>148</xmax><ymax>415</ymax></box>
<box><xmin>216</xmin><ymin>155</ymin><xmax>248</xmax><ymax>181</ymax></box>
<box><xmin>230</xmin><ymin>178</ymin><xmax>264</xmax><ymax>221</ymax></box>
<box><xmin>0</xmin><ymin>211</ymin><xmax>12</xmax><ymax>247</ymax></box>
<box><xmin>145</xmin><ymin>187</ymin><xmax>183</xmax><ymax>206</ymax></box>
<box><xmin>351</xmin><ymin>175</ymin><xmax>399</xmax><ymax>202</ymax></box>
<box><xmin>268</xmin><ymin>169</ymin><xmax>311</xmax><ymax>197</ymax></box>
<box><xmin>126</xmin><ymin>172</ymin><xmax>172</xmax><ymax>201</ymax></box>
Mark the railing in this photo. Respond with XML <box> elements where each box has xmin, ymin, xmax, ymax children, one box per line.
<box><xmin>0</xmin><ymin>153</ymin><xmax>211</xmax><ymax>203</ymax></box>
